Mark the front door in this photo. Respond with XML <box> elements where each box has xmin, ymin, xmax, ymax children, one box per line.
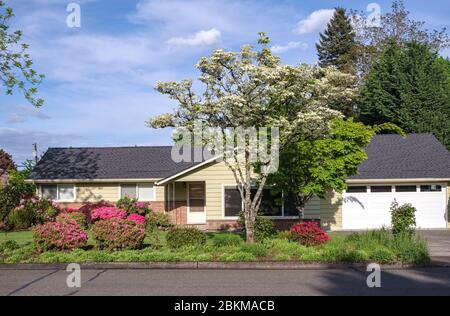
<box><xmin>187</xmin><ymin>182</ymin><xmax>206</xmax><ymax>224</ymax></box>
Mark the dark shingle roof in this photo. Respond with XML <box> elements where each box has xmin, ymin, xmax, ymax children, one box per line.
<box><xmin>29</xmin><ymin>134</ymin><xmax>450</xmax><ymax>181</ymax></box>
<box><xmin>28</xmin><ymin>146</ymin><xmax>201</xmax><ymax>180</ymax></box>
<box><xmin>348</xmin><ymin>133</ymin><xmax>450</xmax><ymax>180</ymax></box>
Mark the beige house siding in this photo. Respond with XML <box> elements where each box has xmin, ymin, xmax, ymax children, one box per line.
<box><xmin>175</xmin><ymin>161</ymin><xmax>238</xmax><ymax>220</ymax></box>
<box><xmin>303</xmin><ymin>197</ymin><xmax>321</xmax><ymax>219</ymax></box>
<box><xmin>155</xmin><ymin>185</ymin><xmax>165</xmax><ymax>201</ymax></box>
<box><xmin>76</xmin><ymin>183</ymin><xmax>119</xmax><ymax>202</ymax></box>
<box><xmin>319</xmin><ymin>190</ymin><xmax>343</xmax><ymax>231</ymax></box>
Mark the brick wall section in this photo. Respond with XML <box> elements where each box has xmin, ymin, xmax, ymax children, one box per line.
<box><xmin>166</xmin><ymin>202</ymin><xmax>188</xmax><ymax>226</ymax></box>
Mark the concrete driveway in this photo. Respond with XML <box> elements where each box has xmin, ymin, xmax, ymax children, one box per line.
<box><xmin>419</xmin><ymin>230</ymin><xmax>450</xmax><ymax>265</ymax></box>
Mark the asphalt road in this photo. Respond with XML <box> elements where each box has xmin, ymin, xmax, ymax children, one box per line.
<box><xmin>1</xmin><ymin>267</ymin><xmax>449</xmax><ymax>296</ymax></box>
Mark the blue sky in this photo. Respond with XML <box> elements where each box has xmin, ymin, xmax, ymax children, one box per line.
<box><xmin>1</xmin><ymin>0</ymin><xmax>449</xmax><ymax>164</ymax></box>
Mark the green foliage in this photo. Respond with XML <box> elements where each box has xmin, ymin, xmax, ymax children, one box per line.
<box><xmin>7</xmin><ymin>206</ymin><xmax>35</xmax><ymax>230</ymax></box>
<box><xmin>0</xmin><ymin>148</ymin><xmax>16</xmax><ymax>176</ymax></box>
<box><xmin>92</xmin><ymin>218</ymin><xmax>145</xmax><ymax>251</ymax></box>
<box><xmin>211</xmin><ymin>233</ymin><xmax>243</xmax><ymax>247</ymax></box>
<box><xmin>56</xmin><ymin>212</ymin><xmax>86</xmax><ymax>228</ymax></box>
<box><xmin>390</xmin><ymin>201</ymin><xmax>417</xmax><ymax>236</ymax></box>
<box><xmin>115</xmin><ymin>196</ymin><xmax>137</xmax><ymax>213</ymax></box>
<box><xmin>0</xmin><ymin>240</ymin><xmax>19</xmax><ymax>252</ymax></box>
<box><xmin>0</xmin><ymin>1</ymin><xmax>44</xmax><ymax>107</ymax></box>
<box><xmin>360</xmin><ymin>41</ymin><xmax>450</xmax><ymax>149</ymax></box>
<box><xmin>316</xmin><ymin>7</ymin><xmax>357</xmax><ymax>76</ymax></box>
<box><xmin>238</xmin><ymin>212</ymin><xmax>275</xmax><ymax>242</ymax></box>
<box><xmin>146</xmin><ymin>211</ymin><xmax>173</xmax><ymax>231</ymax></box>
<box><xmin>269</xmin><ymin>119</ymin><xmax>375</xmax><ymax>215</ymax></box>
<box><xmin>166</xmin><ymin>227</ymin><xmax>206</xmax><ymax>249</ymax></box>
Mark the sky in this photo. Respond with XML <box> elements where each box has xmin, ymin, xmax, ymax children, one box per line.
<box><xmin>1</xmin><ymin>0</ymin><xmax>449</xmax><ymax>164</ymax></box>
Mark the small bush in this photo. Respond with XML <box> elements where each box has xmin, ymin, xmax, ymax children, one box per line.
<box><xmin>91</xmin><ymin>207</ymin><xmax>127</xmax><ymax>222</ymax></box>
<box><xmin>116</xmin><ymin>197</ymin><xmax>150</xmax><ymax>216</ymax></box>
<box><xmin>127</xmin><ymin>213</ymin><xmax>146</xmax><ymax>226</ymax></box>
<box><xmin>56</xmin><ymin>212</ymin><xmax>86</xmax><ymax>227</ymax></box>
<box><xmin>391</xmin><ymin>201</ymin><xmax>417</xmax><ymax>236</ymax></box>
<box><xmin>33</xmin><ymin>220</ymin><xmax>88</xmax><ymax>252</ymax></box>
<box><xmin>0</xmin><ymin>240</ymin><xmax>20</xmax><ymax>252</ymax></box>
<box><xmin>290</xmin><ymin>221</ymin><xmax>330</xmax><ymax>247</ymax></box>
<box><xmin>277</xmin><ymin>230</ymin><xmax>295</xmax><ymax>241</ymax></box>
<box><xmin>7</xmin><ymin>206</ymin><xmax>35</xmax><ymax>230</ymax></box>
<box><xmin>77</xmin><ymin>201</ymin><xmax>114</xmax><ymax>223</ymax></box>
<box><xmin>166</xmin><ymin>227</ymin><xmax>206</xmax><ymax>249</ymax></box>
<box><xmin>371</xmin><ymin>247</ymin><xmax>396</xmax><ymax>263</ymax></box>
<box><xmin>238</xmin><ymin>212</ymin><xmax>275</xmax><ymax>242</ymax></box>
<box><xmin>92</xmin><ymin>218</ymin><xmax>145</xmax><ymax>251</ymax></box>
<box><xmin>212</xmin><ymin>233</ymin><xmax>243</xmax><ymax>247</ymax></box>
<box><xmin>146</xmin><ymin>211</ymin><xmax>173</xmax><ymax>231</ymax></box>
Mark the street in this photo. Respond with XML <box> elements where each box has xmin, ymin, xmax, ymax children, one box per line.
<box><xmin>1</xmin><ymin>267</ymin><xmax>449</xmax><ymax>296</ymax></box>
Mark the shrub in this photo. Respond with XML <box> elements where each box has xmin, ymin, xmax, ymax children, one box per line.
<box><xmin>391</xmin><ymin>201</ymin><xmax>416</xmax><ymax>236</ymax></box>
<box><xmin>116</xmin><ymin>197</ymin><xmax>150</xmax><ymax>216</ymax></box>
<box><xmin>277</xmin><ymin>230</ymin><xmax>295</xmax><ymax>241</ymax></box>
<box><xmin>127</xmin><ymin>213</ymin><xmax>146</xmax><ymax>226</ymax></box>
<box><xmin>238</xmin><ymin>212</ymin><xmax>275</xmax><ymax>242</ymax></box>
<box><xmin>91</xmin><ymin>207</ymin><xmax>127</xmax><ymax>222</ymax></box>
<box><xmin>77</xmin><ymin>201</ymin><xmax>114</xmax><ymax>223</ymax></box>
<box><xmin>0</xmin><ymin>186</ymin><xmax>21</xmax><ymax>222</ymax></box>
<box><xmin>56</xmin><ymin>212</ymin><xmax>86</xmax><ymax>227</ymax></box>
<box><xmin>146</xmin><ymin>211</ymin><xmax>173</xmax><ymax>231</ymax></box>
<box><xmin>7</xmin><ymin>206</ymin><xmax>35</xmax><ymax>230</ymax></box>
<box><xmin>290</xmin><ymin>221</ymin><xmax>330</xmax><ymax>247</ymax></box>
<box><xmin>166</xmin><ymin>227</ymin><xmax>206</xmax><ymax>249</ymax></box>
<box><xmin>33</xmin><ymin>220</ymin><xmax>88</xmax><ymax>252</ymax></box>
<box><xmin>212</xmin><ymin>233</ymin><xmax>243</xmax><ymax>247</ymax></box>
<box><xmin>371</xmin><ymin>247</ymin><xmax>396</xmax><ymax>263</ymax></box>
<box><xmin>0</xmin><ymin>240</ymin><xmax>20</xmax><ymax>252</ymax></box>
<box><xmin>92</xmin><ymin>218</ymin><xmax>145</xmax><ymax>251</ymax></box>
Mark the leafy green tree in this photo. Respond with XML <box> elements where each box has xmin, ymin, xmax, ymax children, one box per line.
<box><xmin>147</xmin><ymin>34</ymin><xmax>359</xmax><ymax>243</ymax></box>
<box><xmin>268</xmin><ymin>119</ymin><xmax>375</xmax><ymax>216</ymax></box>
<box><xmin>0</xmin><ymin>1</ymin><xmax>44</xmax><ymax>107</ymax></box>
<box><xmin>351</xmin><ymin>0</ymin><xmax>449</xmax><ymax>78</ymax></box>
<box><xmin>359</xmin><ymin>41</ymin><xmax>450</xmax><ymax>149</ymax></box>
<box><xmin>316</xmin><ymin>7</ymin><xmax>357</xmax><ymax>74</ymax></box>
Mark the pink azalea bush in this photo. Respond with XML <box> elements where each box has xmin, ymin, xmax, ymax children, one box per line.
<box><xmin>90</xmin><ymin>207</ymin><xmax>127</xmax><ymax>222</ymax></box>
<box><xmin>92</xmin><ymin>218</ymin><xmax>145</xmax><ymax>251</ymax></box>
<box><xmin>56</xmin><ymin>212</ymin><xmax>86</xmax><ymax>227</ymax></box>
<box><xmin>33</xmin><ymin>219</ymin><xmax>88</xmax><ymax>252</ymax></box>
<box><xmin>127</xmin><ymin>213</ymin><xmax>146</xmax><ymax>226</ymax></box>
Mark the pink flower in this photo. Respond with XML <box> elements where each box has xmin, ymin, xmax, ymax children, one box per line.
<box><xmin>127</xmin><ymin>214</ymin><xmax>146</xmax><ymax>226</ymax></box>
<box><xmin>91</xmin><ymin>207</ymin><xmax>127</xmax><ymax>221</ymax></box>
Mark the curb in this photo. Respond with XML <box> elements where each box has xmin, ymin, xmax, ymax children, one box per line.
<box><xmin>0</xmin><ymin>261</ymin><xmax>447</xmax><ymax>270</ymax></box>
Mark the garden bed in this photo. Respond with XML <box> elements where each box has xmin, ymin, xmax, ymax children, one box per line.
<box><xmin>0</xmin><ymin>230</ymin><xmax>430</xmax><ymax>265</ymax></box>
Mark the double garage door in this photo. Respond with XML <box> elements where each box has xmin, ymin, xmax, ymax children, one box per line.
<box><xmin>343</xmin><ymin>184</ymin><xmax>448</xmax><ymax>230</ymax></box>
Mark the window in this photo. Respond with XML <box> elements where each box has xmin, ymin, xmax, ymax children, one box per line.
<box><xmin>346</xmin><ymin>186</ymin><xmax>367</xmax><ymax>193</ymax></box>
<box><xmin>41</xmin><ymin>184</ymin><xmax>75</xmax><ymax>201</ymax></box>
<box><xmin>251</xmin><ymin>188</ymin><xmax>282</xmax><ymax>217</ymax></box>
<box><xmin>420</xmin><ymin>185</ymin><xmax>442</xmax><ymax>192</ymax></box>
<box><xmin>395</xmin><ymin>185</ymin><xmax>417</xmax><ymax>192</ymax></box>
<box><xmin>189</xmin><ymin>183</ymin><xmax>205</xmax><ymax>212</ymax></box>
<box><xmin>138</xmin><ymin>183</ymin><xmax>154</xmax><ymax>201</ymax></box>
<box><xmin>121</xmin><ymin>184</ymin><xmax>137</xmax><ymax>199</ymax></box>
<box><xmin>283</xmin><ymin>193</ymin><xmax>299</xmax><ymax>217</ymax></box>
<box><xmin>58</xmin><ymin>184</ymin><xmax>75</xmax><ymax>200</ymax></box>
<box><xmin>371</xmin><ymin>186</ymin><xmax>392</xmax><ymax>193</ymax></box>
<box><xmin>41</xmin><ymin>185</ymin><xmax>57</xmax><ymax>200</ymax></box>
<box><xmin>224</xmin><ymin>186</ymin><xmax>242</xmax><ymax>217</ymax></box>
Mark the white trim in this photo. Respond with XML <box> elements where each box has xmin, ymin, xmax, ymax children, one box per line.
<box><xmin>119</xmin><ymin>183</ymin><xmax>156</xmax><ymax>201</ymax></box>
<box><xmin>28</xmin><ymin>178</ymin><xmax>160</xmax><ymax>184</ymax></box>
<box><xmin>155</xmin><ymin>155</ymin><xmax>221</xmax><ymax>185</ymax></box>
<box><xmin>347</xmin><ymin>178</ymin><xmax>450</xmax><ymax>184</ymax></box>
<box><xmin>187</xmin><ymin>182</ymin><xmax>207</xmax><ymax>224</ymax></box>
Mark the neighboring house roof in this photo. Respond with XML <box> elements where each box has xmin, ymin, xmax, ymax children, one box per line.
<box><xmin>28</xmin><ymin>133</ymin><xmax>450</xmax><ymax>182</ymax></box>
<box><xmin>348</xmin><ymin>133</ymin><xmax>450</xmax><ymax>180</ymax></box>
<box><xmin>28</xmin><ymin>146</ymin><xmax>201</xmax><ymax>180</ymax></box>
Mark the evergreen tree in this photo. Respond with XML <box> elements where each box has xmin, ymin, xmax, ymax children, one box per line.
<box><xmin>359</xmin><ymin>41</ymin><xmax>450</xmax><ymax>149</ymax></box>
<box><xmin>316</xmin><ymin>7</ymin><xmax>357</xmax><ymax>73</ymax></box>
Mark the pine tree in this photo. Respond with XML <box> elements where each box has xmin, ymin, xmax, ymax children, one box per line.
<box><xmin>359</xmin><ymin>41</ymin><xmax>450</xmax><ymax>149</ymax></box>
<box><xmin>316</xmin><ymin>7</ymin><xmax>357</xmax><ymax>73</ymax></box>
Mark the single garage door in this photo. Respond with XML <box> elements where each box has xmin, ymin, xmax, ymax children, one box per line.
<box><xmin>342</xmin><ymin>184</ymin><xmax>448</xmax><ymax>230</ymax></box>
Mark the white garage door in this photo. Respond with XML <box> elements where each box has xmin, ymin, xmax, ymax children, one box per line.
<box><xmin>343</xmin><ymin>184</ymin><xmax>448</xmax><ymax>230</ymax></box>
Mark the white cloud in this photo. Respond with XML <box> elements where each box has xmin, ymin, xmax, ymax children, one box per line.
<box><xmin>6</xmin><ymin>105</ymin><xmax>51</xmax><ymax>124</ymax></box>
<box><xmin>271</xmin><ymin>41</ymin><xmax>308</xmax><ymax>53</ymax></box>
<box><xmin>167</xmin><ymin>28</ymin><xmax>221</xmax><ymax>47</ymax></box>
<box><xmin>294</xmin><ymin>9</ymin><xmax>335</xmax><ymax>34</ymax></box>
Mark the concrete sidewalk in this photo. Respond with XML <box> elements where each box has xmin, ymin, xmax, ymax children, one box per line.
<box><xmin>420</xmin><ymin>230</ymin><xmax>450</xmax><ymax>265</ymax></box>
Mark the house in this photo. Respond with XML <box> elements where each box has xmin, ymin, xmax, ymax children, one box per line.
<box><xmin>27</xmin><ymin>133</ymin><xmax>450</xmax><ymax>230</ymax></box>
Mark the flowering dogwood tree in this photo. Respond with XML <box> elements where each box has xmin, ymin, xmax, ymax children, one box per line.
<box><xmin>147</xmin><ymin>34</ymin><xmax>358</xmax><ymax>243</ymax></box>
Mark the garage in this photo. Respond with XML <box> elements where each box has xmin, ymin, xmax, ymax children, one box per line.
<box><xmin>343</xmin><ymin>184</ymin><xmax>448</xmax><ymax>230</ymax></box>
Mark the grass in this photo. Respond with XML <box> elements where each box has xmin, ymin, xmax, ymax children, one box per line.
<box><xmin>0</xmin><ymin>229</ymin><xmax>430</xmax><ymax>265</ymax></box>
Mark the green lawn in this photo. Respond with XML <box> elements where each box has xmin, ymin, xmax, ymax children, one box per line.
<box><xmin>0</xmin><ymin>229</ymin><xmax>429</xmax><ymax>265</ymax></box>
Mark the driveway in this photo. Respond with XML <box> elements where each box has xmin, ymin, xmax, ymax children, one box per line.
<box><xmin>1</xmin><ymin>268</ymin><xmax>449</xmax><ymax>296</ymax></box>
<box><xmin>419</xmin><ymin>230</ymin><xmax>450</xmax><ymax>265</ymax></box>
